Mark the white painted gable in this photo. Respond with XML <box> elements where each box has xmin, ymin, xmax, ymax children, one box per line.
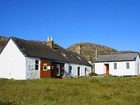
<box><xmin>0</xmin><ymin>39</ymin><xmax>26</xmax><ymax>79</ymax></box>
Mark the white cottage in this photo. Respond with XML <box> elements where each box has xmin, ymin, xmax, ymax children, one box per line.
<box><xmin>95</xmin><ymin>53</ymin><xmax>140</xmax><ymax>76</ymax></box>
<box><xmin>51</xmin><ymin>45</ymin><xmax>92</xmax><ymax>77</ymax></box>
<box><xmin>0</xmin><ymin>37</ymin><xmax>92</xmax><ymax>80</ymax></box>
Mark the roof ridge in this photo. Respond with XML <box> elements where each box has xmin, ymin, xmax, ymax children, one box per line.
<box><xmin>99</xmin><ymin>52</ymin><xmax>139</xmax><ymax>56</ymax></box>
<box><xmin>96</xmin><ymin>52</ymin><xmax>139</xmax><ymax>62</ymax></box>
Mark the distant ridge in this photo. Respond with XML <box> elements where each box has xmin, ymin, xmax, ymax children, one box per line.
<box><xmin>0</xmin><ymin>36</ymin><xmax>9</xmax><ymax>52</ymax></box>
<box><xmin>67</xmin><ymin>42</ymin><xmax>118</xmax><ymax>62</ymax></box>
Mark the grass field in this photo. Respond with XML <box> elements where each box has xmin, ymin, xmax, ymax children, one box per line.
<box><xmin>0</xmin><ymin>77</ymin><xmax>140</xmax><ymax>105</ymax></box>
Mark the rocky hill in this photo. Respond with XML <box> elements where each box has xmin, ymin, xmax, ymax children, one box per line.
<box><xmin>0</xmin><ymin>36</ymin><xmax>9</xmax><ymax>51</ymax></box>
<box><xmin>67</xmin><ymin>42</ymin><xmax>117</xmax><ymax>62</ymax></box>
<box><xmin>0</xmin><ymin>36</ymin><xmax>8</xmax><ymax>45</ymax></box>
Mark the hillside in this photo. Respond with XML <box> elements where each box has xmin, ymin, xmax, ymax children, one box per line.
<box><xmin>67</xmin><ymin>42</ymin><xmax>117</xmax><ymax>62</ymax></box>
<box><xmin>0</xmin><ymin>36</ymin><xmax>8</xmax><ymax>45</ymax></box>
<box><xmin>0</xmin><ymin>36</ymin><xmax>9</xmax><ymax>51</ymax></box>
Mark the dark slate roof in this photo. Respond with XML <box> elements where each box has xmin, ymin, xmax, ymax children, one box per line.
<box><xmin>95</xmin><ymin>53</ymin><xmax>139</xmax><ymax>62</ymax></box>
<box><xmin>8</xmin><ymin>37</ymin><xmax>91</xmax><ymax>66</ymax></box>
<box><xmin>0</xmin><ymin>47</ymin><xmax>3</xmax><ymax>53</ymax></box>
<box><xmin>11</xmin><ymin>37</ymin><xmax>66</xmax><ymax>62</ymax></box>
<box><xmin>54</xmin><ymin>48</ymin><xmax>91</xmax><ymax>66</ymax></box>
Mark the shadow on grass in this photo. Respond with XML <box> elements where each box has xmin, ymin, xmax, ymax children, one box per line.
<box><xmin>0</xmin><ymin>101</ymin><xmax>16</xmax><ymax>105</ymax></box>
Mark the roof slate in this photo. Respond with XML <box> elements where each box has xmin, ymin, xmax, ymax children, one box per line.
<box><xmin>95</xmin><ymin>53</ymin><xmax>139</xmax><ymax>62</ymax></box>
<box><xmin>10</xmin><ymin>37</ymin><xmax>91</xmax><ymax>66</ymax></box>
<box><xmin>11</xmin><ymin>37</ymin><xmax>66</xmax><ymax>62</ymax></box>
<box><xmin>54</xmin><ymin>48</ymin><xmax>91</xmax><ymax>66</ymax></box>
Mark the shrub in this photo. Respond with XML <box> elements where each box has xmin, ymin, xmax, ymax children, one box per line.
<box><xmin>89</xmin><ymin>72</ymin><xmax>98</xmax><ymax>76</ymax></box>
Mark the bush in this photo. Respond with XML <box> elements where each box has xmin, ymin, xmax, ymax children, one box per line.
<box><xmin>89</xmin><ymin>72</ymin><xmax>98</xmax><ymax>76</ymax></box>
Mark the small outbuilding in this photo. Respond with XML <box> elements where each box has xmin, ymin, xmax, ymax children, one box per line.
<box><xmin>95</xmin><ymin>53</ymin><xmax>140</xmax><ymax>76</ymax></box>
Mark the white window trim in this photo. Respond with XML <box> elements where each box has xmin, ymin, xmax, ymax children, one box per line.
<box><xmin>35</xmin><ymin>60</ymin><xmax>39</xmax><ymax>70</ymax></box>
<box><xmin>43</xmin><ymin>63</ymin><xmax>47</xmax><ymax>71</ymax></box>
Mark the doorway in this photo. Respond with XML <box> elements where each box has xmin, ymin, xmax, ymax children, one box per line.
<box><xmin>105</xmin><ymin>64</ymin><xmax>109</xmax><ymax>76</ymax></box>
<box><xmin>40</xmin><ymin>60</ymin><xmax>51</xmax><ymax>78</ymax></box>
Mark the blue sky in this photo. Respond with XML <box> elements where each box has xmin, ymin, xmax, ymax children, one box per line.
<box><xmin>0</xmin><ymin>0</ymin><xmax>140</xmax><ymax>51</ymax></box>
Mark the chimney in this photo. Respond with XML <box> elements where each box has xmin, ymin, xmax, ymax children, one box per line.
<box><xmin>47</xmin><ymin>36</ymin><xmax>54</xmax><ymax>48</ymax></box>
<box><xmin>77</xmin><ymin>44</ymin><xmax>82</xmax><ymax>55</ymax></box>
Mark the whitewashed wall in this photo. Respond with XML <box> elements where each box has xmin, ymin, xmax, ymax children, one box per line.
<box><xmin>64</xmin><ymin>63</ymin><xmax>91</xmax><ymax>77</ymax></box>
<box><xmin>95</xmin><ymin>56</ymin><xmax>140</xmax><ymax>76</ymax></box>
<box><xmin>135</xmin><ymin>56</ymin><xmax>140</xmax><ymax>75</ymax></box>
<box><xmin>109</xmin><ymin>61</ymin><xmax>136</xmax><ymax>76</ymax></box>
<box><xmin>0</xmin><ymin>39</ymin><xmax>26</xmax><ymax>80</ymax></box>
<box><xmin>95</xmin><ymin>63</ymin><xmax>106</xmax><ymax>75</ymax></box>
<box><xmin>26</xmin><ymin>57</ymin><xmax>40</xmax><ymax>79</ymax></box>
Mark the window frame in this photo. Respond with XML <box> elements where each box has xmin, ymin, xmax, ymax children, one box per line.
<box><xmin>114</xmin><ymin>63</ymin><xmax>117</xmax><ymax>70</ymax></box>
<box><xmin>85</xmin><ymin>68</ymin><xmax>87</xmax><ymax>75</ymax></box>
<box><xmin>35</xmin><ymin>60</ymin><xmax>39</xmax><ymax>70</ymax></box>
<box><xmin>69</xmin><ymin>66</ymin><xmax>72</xmax><ymax>74</ymax></box>
<box><xmin>126</xmin><ymin>62</ymin><xmax>130</xmax><ymax>69</ymax></box>
<box><xmin>77</xmin><ymin>67</ymin><xmax>80</xmax><ymax>76</ymax></box>
<box><xmin>43</xmin><ymin>63</ymin><xmax>48</xmax><ymax>71</ymax></box>
<box><xmin>57</xmin><ymin>64</ymin><xmax>61</xmax><ymax>76</ymax></box>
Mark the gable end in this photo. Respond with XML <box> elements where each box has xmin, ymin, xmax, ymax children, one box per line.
<box><xmin>0</xmin><ymin>38</ymin><xmax>26</xmax><ymax>57</ymax></box>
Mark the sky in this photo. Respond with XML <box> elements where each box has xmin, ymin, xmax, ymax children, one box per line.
<box><xmin>0</xmin><ymin>0</ymin><xmax>140</xmax><ymax>51</ymax></box>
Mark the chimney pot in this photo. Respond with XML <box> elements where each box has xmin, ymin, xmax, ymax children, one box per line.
<box><xmin>47</xmin><ymin>36</ymin><xmax>54</xmax><ymax>48</ymax></box>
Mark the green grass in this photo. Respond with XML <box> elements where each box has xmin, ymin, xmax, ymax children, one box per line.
<box><xmin>0</xmin><ymin>77</ymin><xmax>140</xmax><ymax>105</ymax></box>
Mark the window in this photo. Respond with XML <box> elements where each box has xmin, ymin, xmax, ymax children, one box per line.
<box><xmin>51</xmin><ymin>65</ymin><xmax>53</xmax><ymax>69</ymax></box>
<box><xmin>85</xmin><ymin>68</ymin><xmax>87</xmax><ymax>75</ymax></box>
<box><xmin>69</xmin><ymin>66</ymin><xmax>72</xmax><ymax>74</ymax></box>
<box><xmin>43</xmin><ymin>63</ymin><xmax>47</xmax><ymax>71</ymax></box>
<box><xmin>57</xmin><ymin>64</ymin><xmax>60</xmax><ymax>76</ymax></box>
<box><xmin>61</xmin><ymin>52</ymin><xmax>67</xmax><ymax>57</ymax></box>
<box><xmin>77</xmin><ymin>67</ymin><xmax>80</xmax><ymax>76</ymax></box>
<box><xmin>114</xmin><ymin>63</ymin><xmax>117</xmax><ymax>69</ymax></box>
<box><xmin>77</xmin><ymin>56</ymin><xmax>81</xmax><ymax>60</ymax></box>
<box><xmin>126</xmin><ymin>62</ymin><xmax>130</xmax><ymax>69</ymax></box>
<box><xmin>35</xmin><ymin>60</ymin><xmax>39</xmax><ymax>70</ymax></box>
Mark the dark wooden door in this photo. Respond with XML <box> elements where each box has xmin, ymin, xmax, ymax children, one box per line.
<box><xmin>51</xmin><ymin>62</ymin><xmax>64</xmax><ymax>78</ymax></box>
<box><xmin>105</xmin><ymin>64</ymin><xmax>109</xmax><ymax>76</ymax></box>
